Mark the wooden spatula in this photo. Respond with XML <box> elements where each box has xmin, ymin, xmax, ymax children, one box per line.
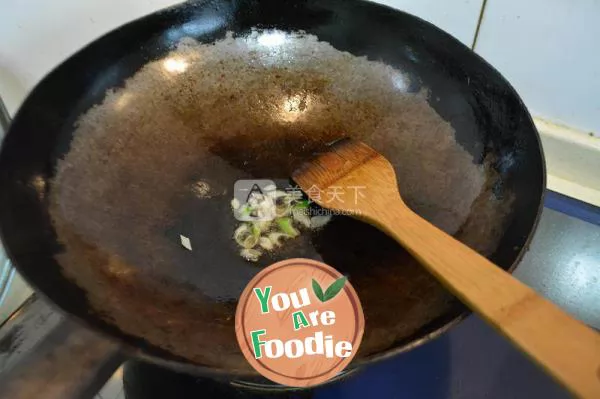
<box><xmin>293</xmin><ymin>138</ymin><xmax>600</xmax><ymax>398</ymax></box>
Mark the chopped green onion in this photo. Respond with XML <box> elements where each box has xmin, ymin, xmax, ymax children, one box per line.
<box><xmin>268</xmin><ymin>232</ymin><xmax>289</xmax><ymax>247</ymax></box>
<box><xmin>234</xmin><ymin>224</ymin><xmax>251</xmax><ymax>239</ymax></box>
<box><xmin>275</xmin><ymin>206</ymin><xmax>291</xmax><ymax>218</ymax></box>
<box><xmin>238</xmin><ymin>204</ymin><xmax>253</xmax><ymax>217</ymax></box>
<box><xmin>294</xmin><ymin>200</ymin><xmax>310</xmax><ymax>209</ymax></box>
<box><xmin>244</xmin><ymin>236</ymin><xmax>259</xmax><ymax>248</ymax></box>
<box><xmin>259</xmin><ymin>237</ymin><xmax>274</xmax><ymax>251</ymax></box>
<box><xmin>277</xmin><ymin>217</ymin><xmax>300</xmax><ymax>237</ymax></box>
<box><xmin>234</xmin><ymin>224</ymin><xmax>259</xmax><ymax>249</ymax></box>
<box><xmin>231</xmin><ymin>187</ymin><xmax>331</xmax><ymax>263</ymax></box>
<box><xmin>309</xmin><ymin>215</ymin><xmax>332</xmax><ymax>229</ymax></box>
<box><xmin>267</xmin><ymin>190</ymin><xmax>288</xmax><ymax>199</ymax></box>
<box><xmin>240</xmin><ymin>248</ymin><xmax>261</xmax><ymax>262</ymax></box>
<box><xmin>252</xmin><ymin>221</ymin><xmax>271</xmax><ymax>234</ymax></box>
<box><xmin>274</xmin><ymin>194</ymin><xmax>293</xmax><ymax>217</ymax></box>
<box><xmin>292</xmin><ymin>207</ymin><xmax>311</xmax><ymax>228</ymax></box>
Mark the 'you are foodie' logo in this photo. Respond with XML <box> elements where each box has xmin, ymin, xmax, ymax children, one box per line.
<box><xmin>235</xmin><ymin>258</ymin><xmax>365</xmax><ymax>387</ymax></box>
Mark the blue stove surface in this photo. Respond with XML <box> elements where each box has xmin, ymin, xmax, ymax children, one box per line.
<box><xmin>313</xmin><ymin>191</ymin><xmax>599</xmax><ymax>399</ymax></box>
<box><xmin>314</xmin><ymin>316</ymin><xmax>570</xmax><ymax>399</ymax></box>
<box><xmin>4</xmin><ymin>190</ymin><xmax>598</xmax><ymax>399</ymax></box>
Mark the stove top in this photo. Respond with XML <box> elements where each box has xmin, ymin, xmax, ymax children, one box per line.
<box><xmin>1</xmin><ymin>191</ymin><xmax>599</xmax><ymax>399</ymax></box>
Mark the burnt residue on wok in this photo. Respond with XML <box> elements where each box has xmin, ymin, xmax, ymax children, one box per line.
<box><xmin>49</xmin><ymin>31</ymin><xmax>513</xmax><ymax>371</ymax></box>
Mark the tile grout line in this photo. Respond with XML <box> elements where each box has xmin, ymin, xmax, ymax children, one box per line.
<box><xmin>471</xmin><ymin>0</ymin><xmax>489</xmax><ymax>50</ymax></box>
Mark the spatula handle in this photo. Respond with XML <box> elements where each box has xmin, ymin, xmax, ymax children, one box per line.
<box><xmin>374</xmin><ymin>207</ymin><xmax>600</xmax><ymax>399</ymax></box>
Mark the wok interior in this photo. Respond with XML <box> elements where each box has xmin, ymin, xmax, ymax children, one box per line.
<box><xmin>48</xmin><ymin>32</ymin><xmax>515</xmax><ymax>372</ymax></box>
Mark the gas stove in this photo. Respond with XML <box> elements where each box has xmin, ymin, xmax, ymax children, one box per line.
<box><xmin>1</xmin><ymin>191</ymin><xmax>598</xmax><ymax>399</ymax></box>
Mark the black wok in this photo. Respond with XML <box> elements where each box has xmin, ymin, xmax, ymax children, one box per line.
<box><xmin>0</xmin><ymin>0</ymin><xmax>544</xmax><ymax>389</ymax></box>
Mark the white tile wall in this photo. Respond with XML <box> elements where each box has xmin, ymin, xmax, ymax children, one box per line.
<box><xmin>0</xmin><ymin>0</ymin><xmax>182</xmax><ymax>113</ymax></box>
<box><xmin>2</xmin><ymin>0</ymin><xmax>600</xmax><ymax>136</ymax></box>
<box><xmin>474</xmin><ymin>0</ymin><xmax>600</xmax><ymax>136</ymax></box>
<box><xmin>373</xmin><ymin>0</ymin><xmax>484</xmax><ymax>46</ymax></box>
<box><xmin>0</xmin><ymin>0</ymin><xmax>482</xmax><ymax>114</ymax></box>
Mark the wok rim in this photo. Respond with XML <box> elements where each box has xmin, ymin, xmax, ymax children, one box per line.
<box><xmin>0</xmin><ymin>0</ymin><xmax>547</xmax><ymax>382</ymax></box>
